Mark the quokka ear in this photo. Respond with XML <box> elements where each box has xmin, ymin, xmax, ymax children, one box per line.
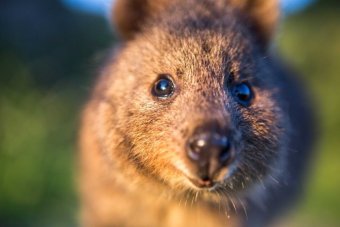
<box><xmin>230</xmin><ymin>0</ymin><xmax>281</xmax><ymax>47</ymax></box>
<box><xmin>112</xmin><ymin>0</ymin><xmax>169</xmax><ymax>40</ymax></box>
<box><xmin>112</xmin><ymin>0</ymin><xmax>280</xmax><ymax>45</ymax></box>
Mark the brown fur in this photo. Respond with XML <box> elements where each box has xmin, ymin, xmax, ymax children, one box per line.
<box><xmin>79</xmin><ymin>0</ymin><xmax>315</xmax><ymax>226</ymax></box>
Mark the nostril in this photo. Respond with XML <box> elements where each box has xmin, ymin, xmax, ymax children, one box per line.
<box><xmin>215</xmin><ymin>137</ymin><xmax>231</xmax><ymax>163</ymax></box>
<box><xmin>219</xmin><ymin>145</ymin><xmax>231</xmax><ymax>163</ymax></box>
<box><xmin>200</xmin><ymin>175</ymin><xmax>210</xmax><ymax>182</ymax></box>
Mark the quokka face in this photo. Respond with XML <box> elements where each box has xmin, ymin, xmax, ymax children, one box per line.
<box><xmin>81</xmin><ymin>1</ymin><xmax>315</xmax><ymax>226</ymax></box>
<box><xmin>95</xmin><ymin>7</ymin><xmax>289</xmax><ymax>197</ymax></box>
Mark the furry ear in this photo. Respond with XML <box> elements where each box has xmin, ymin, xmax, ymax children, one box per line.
<box><xmin>112</xmin><ymin>0</ymin><xmax>280</xmax><ymax>44</ymax></box>
<box><xmin>230</xmin><ymin>0</ymin><xmax>280</xmax><ymax>46</ymax></box>
<box><xmin>112</xmin><ymin>0</ymin><xmax>169</xmax><ymax>40</ymax></box>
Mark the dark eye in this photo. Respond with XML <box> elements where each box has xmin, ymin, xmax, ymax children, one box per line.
<box><xmin>152</xmin><ymin>75</ymin><xmax>175</xmax><ymax>99</ymax></box>
<box><xmin>232</xmin><ymin>82</ymin><xmax>254</xmax><ymax>106</ymax></box>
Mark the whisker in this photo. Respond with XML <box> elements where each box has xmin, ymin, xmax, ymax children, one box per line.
<box><xmin>195</xmin><ymin>191</ymin><xmax>199</xmax><ymax>203</ymax></box>
<box><xmin>269</xmin><ymin>174</ymin><xmax>280</xmax><ymax>185</ymax></box>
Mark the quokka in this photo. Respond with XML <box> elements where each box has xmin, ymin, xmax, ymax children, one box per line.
<box><xmin>79</xmin><ymin>0</ymin><xmax>315</xmax><ymax>226</ymax></box>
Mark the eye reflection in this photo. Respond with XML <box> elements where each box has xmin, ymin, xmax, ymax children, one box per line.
<box><xmin>152</xmin><ymin>75</ymin><xmax>175</xmax><ymax>99</ymax></box>
<box><xmin>232</xmin><ymin>82</ymin><xmax>253</xmax><ymax>106</ymax></box>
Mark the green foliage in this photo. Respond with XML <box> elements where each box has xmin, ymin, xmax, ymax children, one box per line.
<box><xmin>0</xmin><ymin>59</ymin><xmax>78</xmax><ymax>226</ymax></box>
<box><xmin>278</xmin><ymin>7</ymin><xmax>340</xmax><ymax>226</ymax></box>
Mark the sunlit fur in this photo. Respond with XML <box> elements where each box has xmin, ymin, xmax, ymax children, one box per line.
<box><xmin>79</xmin><ymin>0</ymin><xmax>315</xmax><ymax>226</ymax></box>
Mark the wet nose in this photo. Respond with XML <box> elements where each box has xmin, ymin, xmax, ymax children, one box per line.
<box><xmin>187</xmin><ymin>133</ymin><xmax>232</xmax><ymax>165</ymax></box>
<box><xmin>186</xmin><ymin>123</ymin><xmax>235</xmax><ymax>183</ymax></box>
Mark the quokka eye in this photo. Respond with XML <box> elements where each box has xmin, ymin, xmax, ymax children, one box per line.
<box><xmin>152</xmin><ymin>74</ymin><xmax>175</xmax><ymax>99</ymax></box>
<box><xmin>232</xmin><ymin>82</ymin><xmax>254</xmax><ymax>107</ymax></box>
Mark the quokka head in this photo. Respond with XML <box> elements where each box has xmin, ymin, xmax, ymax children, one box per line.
<box><xmin>97</xmin><ymin>0</ymin><xmax>289</xmax><ymax>195</ymax></box>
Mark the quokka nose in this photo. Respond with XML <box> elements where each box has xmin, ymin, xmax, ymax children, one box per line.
<box><xmin>187</xmin><ymin>132</ymin><xmax>232</xmax><ymax>166</ymax></box>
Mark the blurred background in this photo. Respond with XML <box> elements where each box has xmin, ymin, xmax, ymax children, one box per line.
<box><xmin>0</xmin><ymin>0</ymin><xmax>339</xmax><ymax>226</ymax></box>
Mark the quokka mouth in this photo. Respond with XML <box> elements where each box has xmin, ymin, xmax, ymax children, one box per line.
<box><xmin>188</xmin><ymin>177</ymin><xmax>217</xmax><ymax>190</ymax></box>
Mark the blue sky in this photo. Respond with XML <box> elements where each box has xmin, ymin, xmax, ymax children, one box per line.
<box><xmin>61</xmin><ymin>0</ymin><xmax>316</xmax><ymax>17</ymax></box>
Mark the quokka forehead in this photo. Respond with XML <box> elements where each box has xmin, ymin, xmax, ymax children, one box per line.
<box><xmin>129</xmin><ymin>31</ymin><xmax>261</xmax><ymax>84</ymax></box>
